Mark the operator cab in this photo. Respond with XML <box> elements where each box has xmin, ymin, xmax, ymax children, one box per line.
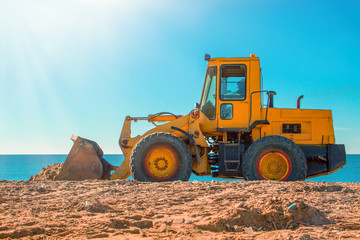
<box><xmin>199</xmin><ymin>54</ymin><xmax>262</xmax><ymax>133</ymax></box>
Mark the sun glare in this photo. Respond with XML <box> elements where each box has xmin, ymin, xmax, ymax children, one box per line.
<box><xmin>0</xmin><ymin>0</ymin><xmax>203</xmax><ymax>153</ymax></box>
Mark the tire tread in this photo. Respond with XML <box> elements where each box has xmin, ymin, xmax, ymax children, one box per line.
<box><xmin>242</xmin><ymin>135</ymin><xmax>307</xmax><ymax>181</ymax></box>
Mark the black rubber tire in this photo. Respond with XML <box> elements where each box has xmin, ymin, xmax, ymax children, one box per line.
<box><xmin>242</xmin><ymin>135</ymin><xmax>307</xmax><ymax>181</ymax></box>
<box><xmin>130</xmin><ymin>132</ymin><xmax>193</xmax><ymax>182</ymax></box>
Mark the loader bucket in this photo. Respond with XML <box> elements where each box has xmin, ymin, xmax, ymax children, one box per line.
<box><xmin>57</xmin><ymin>136</ymin><xmax>114</xmax><ymax>180</ymax></box>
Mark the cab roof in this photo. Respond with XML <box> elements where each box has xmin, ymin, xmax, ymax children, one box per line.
<box><xmin>208</xmin><ymin>54</ymin><xmax>259</xmax><ymax>63</ymax></box>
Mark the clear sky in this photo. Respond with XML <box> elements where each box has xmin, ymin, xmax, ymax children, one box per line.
<box><xmin>0</xmin><ymin>0</ymin><xmax>359</xmax><ymax>154</ymax></box>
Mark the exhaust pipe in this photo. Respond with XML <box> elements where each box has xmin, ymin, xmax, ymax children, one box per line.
<box><xmin>297</xmin><ymin>95</ymin><xmax>304</xmax><ymax>109</ymax></box>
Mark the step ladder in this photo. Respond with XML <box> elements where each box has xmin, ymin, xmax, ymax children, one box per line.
<box><xmin>218</xmin><ymin>143</ymin><xmax>242</xmax><ymax>174</ymax></box>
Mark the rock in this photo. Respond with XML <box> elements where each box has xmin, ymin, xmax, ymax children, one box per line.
<box><xmin>244</xmin><ymin>227</ymin><xmax>254</xmax><ymax>234</ymax></box>
<box><xmin>84</xmin><ymin>199</ymin><xmax>109</xmax><ymax>213</ymax></box>
<box><xmin>282</xmin><ymin>232</ymin><xmax>291</xmax><ymax>238</ymax></box>
<box><xmin>173</xmin><ymin>218</ymin><xmax>184</xmax><ymax>224</ymax></box>
<box><xmin>134</xmin><ymin>220</ymin><xmax>153</xmax><ymax>229</ymax></box>
<box><xmin>157</xmin><ymin>223</ymin><xmax>167</xmax><ymax>232</ymax></box>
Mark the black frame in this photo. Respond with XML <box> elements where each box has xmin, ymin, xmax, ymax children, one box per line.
<box><xmin>220</xmin><ymin>103</ymin><xmax>233</xmax><ymax>120</ymax></box>
<box><xmin>199</xmin><ymin>66</ymin><xmax>217</xmax><ymax>120</ymax></box>
<box><xmin>219</xmin><ymin>64</ymin><xmax>247</xmax><ymax>101</ymax></box>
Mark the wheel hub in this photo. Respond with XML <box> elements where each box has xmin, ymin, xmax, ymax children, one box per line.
<box><xmin>257</xmin><ymin>151</ymin><xmax>291</xmax><ymax>181</ymax></box>
<box><xmin>154</xmin><ymin>157</ymin><xmax>168</xmax><ymax>171</ymax></box>
<box><xmin>267</xmin><ymin>159</ymin><xmax>281</xmax><ymax>175</ymax></box>
<box><xmin>144</xmin><ymin>146</ymin><xmax>179</xmax><ymax>180</ymax></box>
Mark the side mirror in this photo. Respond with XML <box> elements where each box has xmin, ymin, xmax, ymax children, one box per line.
<box><xmin>194</xmin><ymin>103</ymin><xmax>200</xmax><ymax>109</ymax></box>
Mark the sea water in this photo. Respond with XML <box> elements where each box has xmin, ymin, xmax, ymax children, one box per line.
<box><xmin>0</xmin><ymin>154</ymin><xmax>359</xmax><ymax>182</ymax></box>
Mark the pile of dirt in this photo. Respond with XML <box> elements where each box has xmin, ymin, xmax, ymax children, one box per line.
<box><xmin>196</xmin><ymin>197</ymin><xmax>332</xmax><ymax>232</ymax></box>
<box><xmin>29</xmin><ymin>163</ymin><xmax>63</xmax><ymax>181</ymax></box>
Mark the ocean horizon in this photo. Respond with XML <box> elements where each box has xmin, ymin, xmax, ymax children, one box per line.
<box><xmin>0</xmin><ymin>154</ymin><xmax>359</xmax><ymax>182</ymax></box>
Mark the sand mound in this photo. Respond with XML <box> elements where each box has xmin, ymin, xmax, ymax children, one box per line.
<box><xmin>196</xmin><ymin>197</ymin><xmax>331</xmax><ymax>232</ymax></box>
<box><xmin>29</xmin><ymin>163</ymin><xmax>63</xmax><ymax>181</ymax></box>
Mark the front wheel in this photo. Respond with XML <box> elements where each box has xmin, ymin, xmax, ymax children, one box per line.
<box><xmin>130</xmin><ymin>132</ymin><xmax>192</xmax><ymax>182</ymax></box>
<box><xmin>242</xmin><ymin>136</ymin><xmax>307</xmax><ymax>181</ymax></box>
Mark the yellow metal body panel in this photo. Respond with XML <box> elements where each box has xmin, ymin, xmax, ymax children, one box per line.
<box><xmin>259</xmin><ymin>108</ymin><xmax>335</xmax><ymax>145</ymax></box>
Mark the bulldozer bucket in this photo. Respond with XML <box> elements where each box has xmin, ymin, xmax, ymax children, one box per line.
<box><xmin>57</xmin><ymin>135</ymin><xmax>115</xmax><ymax>180</ymax></box>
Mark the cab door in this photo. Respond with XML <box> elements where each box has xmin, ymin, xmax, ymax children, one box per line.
<box><xmin>217</xmin><ymin>64</ymin><xmax>250</xmax><ymax>130</ymax></box>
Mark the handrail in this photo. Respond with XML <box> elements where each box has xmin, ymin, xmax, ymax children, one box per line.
<box><xmin>248</xmin><ymin>90</ymin><xmax>275</xmax><ymax>130</ymax></box>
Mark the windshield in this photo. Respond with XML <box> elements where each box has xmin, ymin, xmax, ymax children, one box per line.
<box><xmin>200</xmin><ymin>66</ymin><xmax>217</xmax><ymax>119</ymax></box>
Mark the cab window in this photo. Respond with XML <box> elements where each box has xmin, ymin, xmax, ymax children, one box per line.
<box><xmin>200</xmin><ymin>67</ymin><xmax>217</xmax><ymax>119</ymax></box>
<box><xmin>220</xmin><ymin>65</ymin><xmax>246</xmax><ymax>100</ymax></box>
<box><xmin>220</xmin><ymin>103</ymin><xmax>233</xmax><ymax>119</ymax></box>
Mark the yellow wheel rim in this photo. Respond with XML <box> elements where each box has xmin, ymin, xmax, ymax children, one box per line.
<box><xmin>145</xmin><ymin>146</ymin><xmax>178</xmax><ymax>180</ymax></box>
<box><xmin>257</xmin><ymin>151</ymin><xmax>291</xmax><ymax>181</ymax></box>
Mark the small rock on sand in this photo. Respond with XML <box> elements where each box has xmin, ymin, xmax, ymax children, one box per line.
<box><xmin>173</xmin><ymin>218</ymin><xmax>184</xmax><ymax>224</ymax></box>
<box><xmin>244</xmin><ymin>226</ymin><xmax>254</xmax><ymax>234</ymax></box>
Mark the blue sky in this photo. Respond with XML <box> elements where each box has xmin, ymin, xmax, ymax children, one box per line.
<box><xmin>0</xmin><ymin>0</ymin><xmax>359</xmax><ymax>154</ymax></box>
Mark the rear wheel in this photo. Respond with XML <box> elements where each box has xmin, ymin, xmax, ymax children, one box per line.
<box><xmin>130</xmin><ymin>132</ymin><xmax>192</xmax><ymax>182</ymax></box>
<box><xmin>242</xmin><ymin>135</ymin><xmax>307</xmax><ymax>181</ymax></box>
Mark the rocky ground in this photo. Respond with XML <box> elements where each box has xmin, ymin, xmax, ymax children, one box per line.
<box><xmin>0</xmin><ymin>165</ymin><xmax>359</xmax><ymax>239</ymax></box>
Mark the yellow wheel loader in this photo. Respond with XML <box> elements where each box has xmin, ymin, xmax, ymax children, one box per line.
<box><xmin>57</xmin><ymin>54</ymin><xmax>346</xmax><ymax>181</ymax></box>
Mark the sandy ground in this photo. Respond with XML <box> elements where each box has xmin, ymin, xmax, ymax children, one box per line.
<box><xmin>0</xmin><ymin>166</ymin><xmax>359</xmax><ymax>239</ymax></box>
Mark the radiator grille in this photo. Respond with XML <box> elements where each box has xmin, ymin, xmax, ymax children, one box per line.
<box><xmin>282</xmin><ymin>124</ymin><xmax>301</xmax><ymax>134</ymax></box>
